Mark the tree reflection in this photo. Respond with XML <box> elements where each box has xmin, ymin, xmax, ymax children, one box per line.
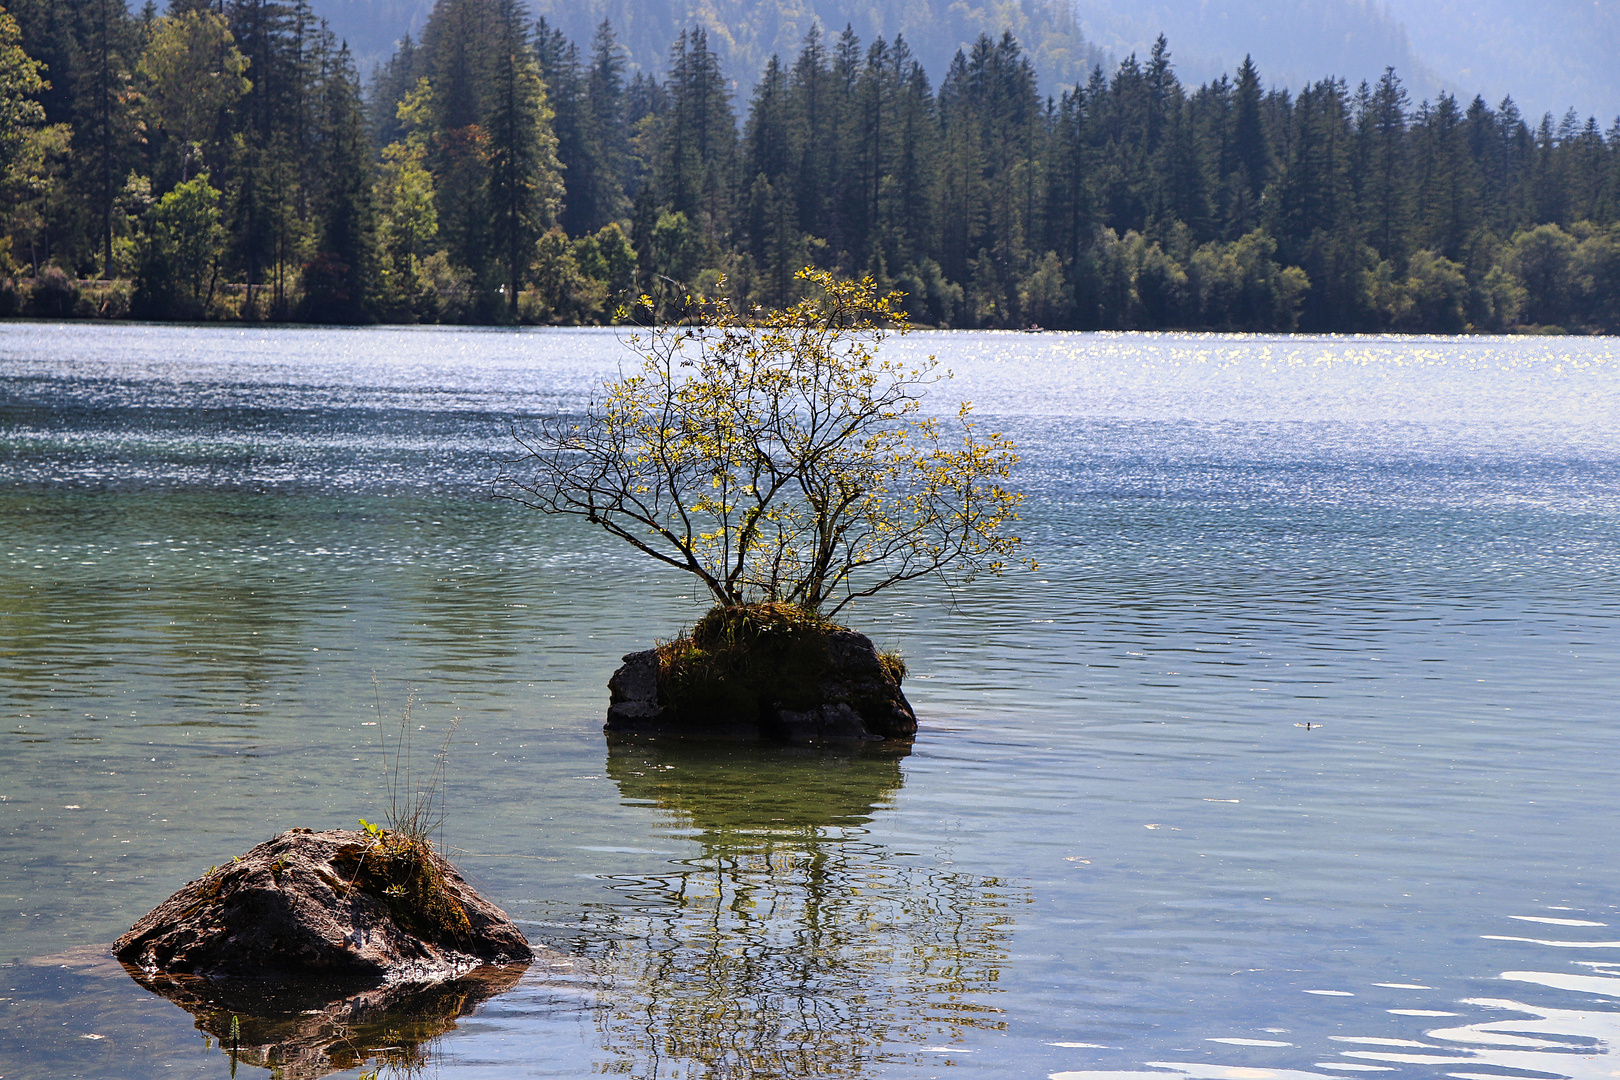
<box><xmin>593</xmin><ymin>738</ymin><xmax>1024</xmax><ymax>1078</ymax></box>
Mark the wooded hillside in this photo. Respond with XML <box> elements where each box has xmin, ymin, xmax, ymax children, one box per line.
<box><xmin>2</xmin><ymin>0</ymin><xmax>1617</xmax><ymax>332</ymax></box>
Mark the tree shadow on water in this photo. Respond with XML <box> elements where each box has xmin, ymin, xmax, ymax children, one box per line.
<box><xmin>592</xmin><ymin>737</ymin><xmax>1027</xmax><ymax>1079</ymax></box>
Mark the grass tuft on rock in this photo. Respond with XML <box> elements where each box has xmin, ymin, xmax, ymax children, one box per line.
<box><xmin>349</xmin><ymin>682</ymin><xmax>470</xmax><ymax>944</ymax></box>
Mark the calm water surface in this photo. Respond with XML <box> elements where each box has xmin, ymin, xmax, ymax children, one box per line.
<box><xmin>2</xmin><ymin>323</ymin><xmax>1619</xmax><ymax>1079</ymax></box>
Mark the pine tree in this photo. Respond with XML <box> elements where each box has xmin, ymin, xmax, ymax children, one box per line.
<box><xmin>485</xmin><ymin>0</ymin><xmax>561</xmax><ymax>315</ymax></box>
<box><xmin>653</xmin><ymin>28</ymin><xmax>734</xmax><ymax>242</ymax></box>
<box><xmin>1411</xmin><ymin>92</ymin><xmax>1478</xmax><ymax>260</ymax></box>
<box><xmin>71</xmin><ymin>0</ymin><xmax>141</xmax><ymax>274</ymax></box>
<box><xmin>301</xmin><ymin>34</ymin><xmax>376</xmax><ymax>321</ymax></box>
<box><xmin>534</xmin><ymin>17</ymin><xmax>586</xmax><ymax>234</ymax></box>
<box><xmin>227</xmin><ymin>0</ymin><xmax>316</xmax><ymax>315</ymax></box>
<box><xmin>1045</xmin><ymin>79</ymin><xmax>1095</xmax><ymax>284</ymax></box>
<box><xmin>787</xmin><ymin>26</ymin><xmax>833</xmax><ymax>245</ymax></box>
<box><xmin>368</xmin><ymin>32</ymin><xmax>420</xmax><ymax>147</ymax></box>
<box><xmin>935</xmin><ymin>49</ymin><xmax>985</xmax><ymax>290</ymax></box>
<box><xmin>581</xmin><ymin>20</ymin><xmax>629</xmax><ymax>230</ymax></box>
<box><xmin>887</xmin><ymin>37</ymin><xmax>937</xmax><ymax>263</ymax></box>
<box><xmin>1360</xmin><ymin>67</ymin><xmax>1411</xmax><ymax>264</ymax></box>
<box><xmin>1228</xmin><ymin>55</ymin><xmax>1268</xmax><ymax>236</ymax></box>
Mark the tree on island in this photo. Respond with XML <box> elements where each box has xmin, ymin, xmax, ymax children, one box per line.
<box><xmin>503</xmin><ymin>269</ymin><xmax>1029</xmax><ymax>739</ymax></box>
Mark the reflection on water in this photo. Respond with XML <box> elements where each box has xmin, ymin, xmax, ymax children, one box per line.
<box><xmin>586</xmin><ymin>739</ymin><xmax>1025</xmax><ymax>1077</ymax></box>
<box><xmin>0</xmin><ymin>946</ymin><xmax>536</xmax><ymax>1080</ymax></box>
<box><xmin>1048</xmin><ymin>912</ymin><xmax>1620</xmax><ymax>1080</ymax></box>
<box><xmin>126</xmin><ymin>963</ymin><xmax>529</xmax><ymax>1080</ymax></box>
<box><xmin>7</xmin><ymin>325</ymin><xmax>1620</xmax><ymax>1077</ymax></box>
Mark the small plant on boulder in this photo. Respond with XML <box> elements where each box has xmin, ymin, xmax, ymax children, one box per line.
<box><xmin>346</xmin><ymin>681</ymin><xmax>468</xmax><ymax>941</ymax></box>
<box><xmin>344</xmin><ymin>824</ymin><xmax>472</xmax><ymax>945</ymax></box>
<box><xmin>113</xmin><ymin>695</ymin><xmax>528</xmax><ymax>984</ymax></box>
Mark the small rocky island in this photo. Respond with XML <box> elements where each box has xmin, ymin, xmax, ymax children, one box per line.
<box><xmin>114</xmin><ymin>827</ymin><xmax>532</xmax><ymax>985</ymax></box>
<box><xmin>504</xmin><ymin>274</ymin><xmax>1025</xmax><ymax>750</ymax></box>
<box><xmin>605</xmin><ymin>603</ymin><xmax>917</xmax><ymax>743</ymax></box>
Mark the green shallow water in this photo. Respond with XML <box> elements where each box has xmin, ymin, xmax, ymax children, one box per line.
<box><xmin>4</xmin><ymin>323</ymin><xmax>1620</xmax><ymax>1079</ymax></box>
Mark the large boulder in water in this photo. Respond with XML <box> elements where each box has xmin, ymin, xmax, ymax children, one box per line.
<box><xmin>605</xmin><ymin>604</ymin><xmax>917</xmax><ymax>743</ymax></box>
<box><xmin>113</xmin><ymin>828</ymin><xmax>532</xmax><ymax>985</ymax></box>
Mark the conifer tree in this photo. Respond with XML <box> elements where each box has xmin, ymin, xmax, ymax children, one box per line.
<box><xmin>581</xmin><ymin>20</ymin><xmax>629</xmax><ymax>230</ymax></box>
<box><xmin>4</xmin><ymin>9</ymin><xmax>1618</xmax><ymax>333</ymax></box>
<box><xmin>1411</xmin><ymin>93</ymin><xmax>1478</xmax><ymax>260</ymax></box>
<box><xmin>741</xmin><ymin>54</ymin><xmax>804</xmax><ymax>304</ymax></box>
<box><xmin>654</xmin><ymin>28</ymin><xmax>734</xmax><ymax>243</ymax></box>
<box><xmin>71</xmin><ymin>0</ymin><xmax>141</xmax><ymax>274</ymax></box>
<box><xmin>368</xmin><ymin>32</ymin><xmax>420</xmax><ymax>147</ymax></box>
<box><xmin>535</xmin><ymin>17</ymin><xmax>586</xmax><ymax>234</ymax></box>
<box><xmin>485</xmin><ymin>0</ymin><xmax>560</xmax><ymax>315</ymax></box>
<box><xmin>887</xmin><ymin>38</ymin><xmax>937</xmax><ymax>262</ymax></box>
<box><xmin>301</xmin><ymin>35</ymin><xmax>376</xmax><ymax>321</ymax></box>
<box><xmin>422</xmin><ymin>0</ymin><xmax>495</xmax><ymax>289</ymax></box>
<box><xmin>787</xmin><ymin>26</ymin><xmax>833</xmax><ymax>245</ymax></box>
<box><xmin>1360</xmin><ymin>67</ymin><xmax>1411</xmax><ymax>264</ymax></box>
<box><xmin>1228</xmin><ymin>55</ymin><xmax>1268</xmax><ymax>236</ymax></box>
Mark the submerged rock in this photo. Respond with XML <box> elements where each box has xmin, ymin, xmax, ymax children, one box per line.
<box><xmin>113</xmin><ymin>828</ymin><xmax>532</xmax><ymax>985</ymax></box>
<box><xmin>606</xmin><ymin>610</ymin><xmax>917</xmax><ymax>743</ymax></box>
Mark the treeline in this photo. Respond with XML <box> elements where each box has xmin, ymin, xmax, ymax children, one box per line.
<box><xmin>2</xmin><ymin>0</ymin><xmax>1619</xmax><ymax>332</ymax></box>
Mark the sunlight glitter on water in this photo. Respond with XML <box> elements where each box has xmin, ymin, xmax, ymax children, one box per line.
<box><xmin>1046</xmin><ymin>919</ymin><xmax>1620</xmax><ymax>1080</ymax></box>
<box><xmin>4</xmin><ymin>324</ymin><xmax>1620</xmax><ymax>1078</ymax></box>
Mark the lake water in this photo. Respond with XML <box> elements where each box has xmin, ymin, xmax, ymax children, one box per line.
<box><xmin>3</xmin><ymin>322</ymin><xmax>1620</xmax><ymax>1080</ymax></box>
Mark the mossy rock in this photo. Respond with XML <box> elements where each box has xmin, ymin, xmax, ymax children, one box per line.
<box><xmin>605</xmin><ymin>603</ymin><xmax>917</xmax><ymax>743</ymax></box>
<box><xmin>113</xmin><ymin>828</ymin><xmax>532</xmax><ymax>985</ymax></box>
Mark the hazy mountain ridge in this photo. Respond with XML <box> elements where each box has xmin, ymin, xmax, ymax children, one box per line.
<box><xmin>319</xmin><ymin>0</ymin><xmax>435</xmax><ymax>72</ymax></box>
<box><xmin>524</xmin><ymin>0</ymin><xmax>1106</xmax><ymax>92</ymax></box>
<box><xmin>322</xmin><ymin>0</ymin><xmax>1106</xmax><ymax>93</ymax></box>
<box><xmin>320</xmin><ymin>0</ymin><xmax>1620</xmax><ymax>120</ymax></box>
<box><xmin>1073</xmin><ymin>0</ymin><xmax>1619</xmax><ymax>121</ymax></box>
<box><xmin>1390</xmin><ymin>0</ymin><xmax>1620</xmax><ymax>122</ymax></box>
<box><xmin>1071</xmin><ymin>0</ymin><xmax>1434</xmax><ymax>101</ymax></box>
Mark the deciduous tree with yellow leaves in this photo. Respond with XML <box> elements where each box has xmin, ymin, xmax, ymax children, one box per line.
<box><xmin>505</xmin><ymin>268</ymin><xmax>1027</xmax><ymax>618</ymax></box>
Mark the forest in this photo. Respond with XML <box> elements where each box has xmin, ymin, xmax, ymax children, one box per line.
<box><xmin>1</xmin><ymin>0</ymin><xmax>1618</xmax><ymax>332</ymax></box>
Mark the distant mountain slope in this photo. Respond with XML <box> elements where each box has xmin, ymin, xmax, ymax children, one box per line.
<box><xmin>319</xmin><ymin>0</ymin><xmax>1104</xmax><ymax>93</ymax></box>
<box><xmin>1072</xmin><ymin>0</ymin><xmax>1433</xmax><ymax>100</ymax></box>
<box><xmin>1072</xmin><ymin>0</ymin><xmax>1619</xmax><ymax>120</ymax></box>
<box><xmin>526</xmin><ymin>0</ymin><xmax>1107</xmax><ymax>93</ymax></box>
<box><xmin>317</xmin><ymin>0</ymin><xmax>434</xmax><ymax>74</ymax></box>
<box><xmin>319</xmin><ymin>0</ymin><xmax>1620</xmax><ymax>120</ymax></box>
<box><xmin>1389</xmin><ymin>0</ymin><xmax>1620</xmax><ymax>122</ymax></box>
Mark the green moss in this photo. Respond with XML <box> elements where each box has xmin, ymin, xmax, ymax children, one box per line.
<box><xmin>654</xmin><ymin>603</ymin><xmax>904</xmax><ymax>724</ymax></box>
<box><xmin>339</xmin><ymin>833</ymin><xmax>471</xmax><ymax>944</ymax></box>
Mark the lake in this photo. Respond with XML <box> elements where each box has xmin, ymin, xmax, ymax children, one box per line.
<box><xmin>2</xmin><ymin>322</ymin><xmax>1619</xmax><ymax>1080</ymax></box>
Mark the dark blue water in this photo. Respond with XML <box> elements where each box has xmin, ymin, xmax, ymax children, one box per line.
<box><xmin>3</xmin><ymin>323</ymin><xmax>1619</xmax><ymax>1080</ymax></box>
